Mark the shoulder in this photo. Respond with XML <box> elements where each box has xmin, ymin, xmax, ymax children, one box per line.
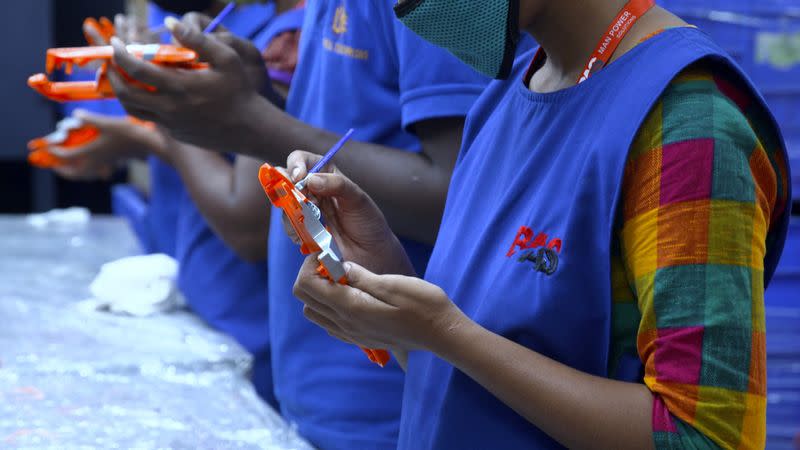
<box><xmin>629</xmin><ymin>62</ymin><xmax>764</xmax><ymax>169</ymax></box>
<box><xmin>622</xmin><ymin>62</ymin><xmax>772</xmax><ymax>221</ymax></box>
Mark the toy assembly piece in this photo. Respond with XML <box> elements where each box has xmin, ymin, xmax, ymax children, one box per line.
<box><xmin>83</xmin><ymin>17</ymin><xmax>116</xmax><ymax>45</ymax></box>
<box><xmin>258</xmin><ymin>163</ymin><xmax>392</xmax><ymax>367</ymax></box>
<box><xmin>28</xmin><ymin>116</ymin><xmax>154</xmax><ymax>169</ymax></box>
<box><xmin>28</xmin><ymin>44</ymin><xmax>208</xmax><ymax>102</ymax></box>
<box><xmin>27</xmin><ymin>117</ymin><xmax>98</xmax><ymax>168</ymax></box>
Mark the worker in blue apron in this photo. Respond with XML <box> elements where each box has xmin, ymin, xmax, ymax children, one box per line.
<box><xmin>289</xmin><ymin>1</ymin><xmax>791</xmax><ymax>449</ymax></box>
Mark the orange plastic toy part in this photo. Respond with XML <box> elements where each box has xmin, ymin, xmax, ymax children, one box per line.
<box><xmin>83</xmin><ymin>17</ymin><xmax>116</xmax><ymax>45</ymax></box>
<box><xmin>28</xmin><ymin>44</ymin><xmax>209</xmax><ymax>102</ymax></box>
<box><xmin>258</xmin><ymin>163</ymin><xmax>391</xmax><ymax>367</ymax></box>
<box><xmin>27</xmin><ymin>118</ymin><xmax>99</xmax><ymax>169</ymax></box>
<box><xmin>259</xmin><ymin>164</ymin><xmax>322</xmax><ymax>256</ymax></box>
<box><xmin>27</xmin><ymin>116</ymin><xmax>154</xmax><ymax>169</ymax></box>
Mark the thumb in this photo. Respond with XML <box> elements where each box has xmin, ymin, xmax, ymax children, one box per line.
<box><xmin>165</xmin><ymin>16</ymin><xmax>237</xmax><ymax>68</ymax></box>
<box><xmin>343</xmin><ymin>262</ymin><xmax>382</xmax><ymax>292</ymax></box>
<box><xmin>48</xmin><ymin>144</ymin><xmax>87</xmax><ymax>159</ymax></box>
<box><xmin>344</xmin><ymin>263</ymin><xmax>407</xmax><ymax>308</ymax></box>
<box><xmin>306</xmin><ymin>173</ymin><xmax>368</xmax><ymax>208</ymax></box>
<box><xmin>72</xmin><ymin>109</ymin><xmax>121</xmax><ymax>129</ymax></box>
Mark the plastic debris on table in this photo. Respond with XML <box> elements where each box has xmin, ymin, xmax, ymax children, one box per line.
<box><xmin>26</xmin><ymin>207</ymin><xmax>90</xmax><ymax>230</ymax></box>
<box><xmin>79</xmin><ymin>253</ymin><xmax>185</xmax><ymax>317</ymax></box>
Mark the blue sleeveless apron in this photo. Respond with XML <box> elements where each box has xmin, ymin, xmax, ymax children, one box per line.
<box><xmin>399</xmin><ymin>27</ymin><xmax>791</xmax><ymax>450</ymax></box>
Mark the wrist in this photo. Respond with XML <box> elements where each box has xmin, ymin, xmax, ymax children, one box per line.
<box><xmin>141</xmin><ymin>127</ymin><xmax>174</xmax><ymax>163</ymax></box>
<box><xmin>379</xmin><ymin>233</ymin><xmax>417</xmax><ymax>277</ymax></box>
<box><xmin>427</xmin><ymin>303</ymin><xmax>480</xmax><ymax>361</ymax></box>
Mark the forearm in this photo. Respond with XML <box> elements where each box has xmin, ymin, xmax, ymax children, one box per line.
<box><xmin>235</xmin><ymin>96</ymin><xmax>452</xmax><ymax>244</ymax></box>
<box><xmin>167</xmin><ymin>142</ymin><xmax>269</xmax><ymax>261</ymax></box>
<box><xmin>432</xmin><ymin>319</ymin><xmax>655</xmax><ymax>450</ymax></box>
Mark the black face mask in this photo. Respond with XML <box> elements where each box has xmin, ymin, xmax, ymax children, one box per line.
<box><xmin>151</xmin><ymin>0</ymin><xmax>216</xmax><ymax>15</ymax></box>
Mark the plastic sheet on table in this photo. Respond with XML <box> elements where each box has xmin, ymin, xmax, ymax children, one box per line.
<box><xmin>0</xmin><ymin>369</ymin><xmax>313</xmax><ymax>449</ymax></box>
<box><xmin>0</xmin><ymin>216</ymin><xmax>312</xmax><ymax>449</ymax></box>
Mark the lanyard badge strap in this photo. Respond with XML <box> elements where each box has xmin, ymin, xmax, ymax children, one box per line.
<box><xmin>578</xmin><ymin>0</ymin><xmax>656</xmax><ymax>83</ymax></box>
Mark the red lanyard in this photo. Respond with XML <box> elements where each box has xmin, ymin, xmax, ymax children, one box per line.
<box><xmin>577</xmin><ymin>0</ymin><xmax>656</xmax><ymax>83</ymax></box>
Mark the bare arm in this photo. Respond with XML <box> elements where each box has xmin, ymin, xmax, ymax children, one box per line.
<box><xmin>433</xmin><ymin>319</ymin><xmax>655</xmax><ymax>450</ymax></box>
<box><xmin>160</xmin><ymin>141</ymin><xmax>270</xmax><ymax>262</ymax></box>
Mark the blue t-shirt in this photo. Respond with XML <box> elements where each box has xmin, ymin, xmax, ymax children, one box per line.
<box><xmin>144</xmin><ymin>4</ymin><xmax>184</xmax><ymax>256</ymax></box>
<box><xmin>269</xmin><ymin>1</ymin><xmax>488</xmax><ymax>449</ymax></box>
<box><xmin>149</xmin><ymin>2</ymin><xmax>280</xmax><ymax>406</ymax></box>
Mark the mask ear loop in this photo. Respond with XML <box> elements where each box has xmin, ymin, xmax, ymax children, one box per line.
<box><xmin>497</xmin><ymin>0</ymin><xmax>522</xmax><ymax>80</ymax></box>
<box><xmin>393</xmin><ymin>0</ymin><xmax>426</xmax><ymax>18</ymax></box>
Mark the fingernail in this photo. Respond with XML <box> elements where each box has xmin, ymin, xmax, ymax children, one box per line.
<box><xmin>164</xmin><ymin>16</ymin><xmax>180</xmax><ymax>33</ymax></box>
<box><xmin>110</xmin><ymin>36</ymin><xmax>125</xmax><ymax>49</ymax></box>
<box><xmin>291</xmin><ymin>167</ymin><xmax>302</xmax><ymax>181</ymax></box>
<box><xmin>308</xmin><ymin>175</ymin><xmax>325</xmax><ymax>190</ymax></box>
<box><xmin>72</xmin><ymin>109</ymin><xmax>87</xmax><ymax>118</ymax></box>
<box><xmin>344</xmin><ymin>262</ymin><xmax>353</xmax><ymax>274</ymax></box>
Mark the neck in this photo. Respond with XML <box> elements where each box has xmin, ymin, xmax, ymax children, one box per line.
<box><xmin>525</xmin><ymin>0</ymin><xmax>629</xmax><ymax>83</ymax></box>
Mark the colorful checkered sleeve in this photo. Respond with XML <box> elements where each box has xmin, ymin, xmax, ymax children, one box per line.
<box><xmin>611</xmin><ymin>64</ymin><xmax>789</xmax><ymax>449</ymax></box>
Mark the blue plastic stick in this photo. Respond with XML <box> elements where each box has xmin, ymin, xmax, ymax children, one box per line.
<box><xmin>296</xmin><ymin>128</ymin><xmax>355</xmax><ymax>190</ymax></box>
<box><xmin>203</xmin><ymin>2</ymin><xmax>236</xmax><ymax>33</ymax></box>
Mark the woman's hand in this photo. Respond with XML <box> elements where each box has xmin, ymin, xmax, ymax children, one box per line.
<box><xmin>51</xmin><ymin>110</ymin><xmax>163</xmax><ymax>181</ymax></box>
<box><xmin>285</xmin><ymin>150</ymin><xmax>416</xmax><ymax>277</ymax></box>
<box><xmin>293</xmin><ymin>257</ymin><xmax>470</xmax><ymax>353</ymax></box>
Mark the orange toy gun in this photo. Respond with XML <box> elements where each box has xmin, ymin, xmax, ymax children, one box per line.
<box><xmin>28</xmin><ymin>44</ymin><xmax>208</xmax><ymax>102</ymax></box>
<box><xmin>28</xmin><ymin>116</ymin><xmax>153</xmax><ymax>169</ymax></box>
<box><xmin>258</xmin><ymin>163</ymin><xmax>391</xmax><ymax>367</ymax></box>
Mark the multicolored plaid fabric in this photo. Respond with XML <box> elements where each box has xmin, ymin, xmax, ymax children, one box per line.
<box><xmin>609</xmin><ymin>63</ymin><xmax>789</xmax><ymax>449</ymax></box>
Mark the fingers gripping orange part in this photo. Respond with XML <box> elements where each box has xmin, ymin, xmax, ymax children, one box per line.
<box><xmin>28</xmin><ymin>44</ymin><xmax>208</xmax><ymax>102</ymax></box>
<box><xmin>258</xmin><ymin>163</ymin><xmax>391</xmax><ymax>368</ymax></box>
<box><xmin>27</xmin><ymin>117</ymin><xmax>100</xmax><ymax>169</ymax></box>
<box><xmin>27</xmin><ymin>116</ymin><xmax>153</xmax><ymax>169</ymax></box>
